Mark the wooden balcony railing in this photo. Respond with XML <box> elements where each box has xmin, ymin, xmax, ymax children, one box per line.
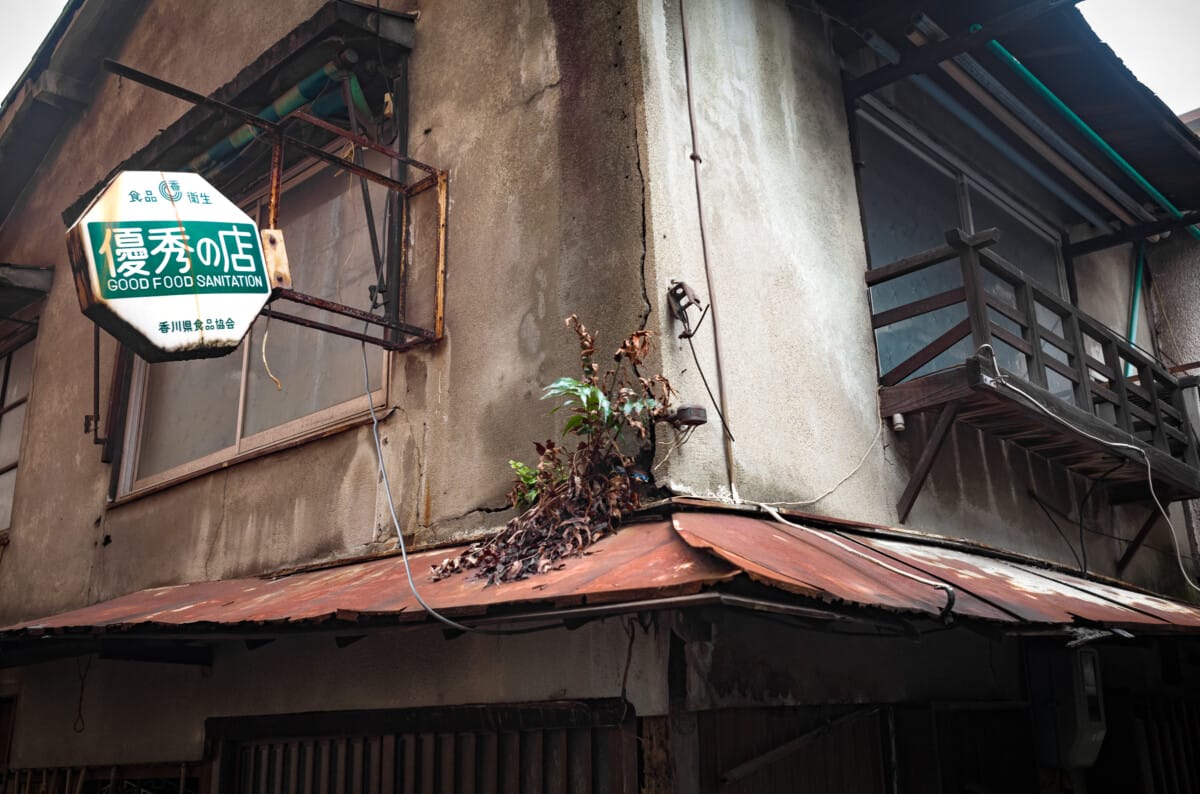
<box><xmin>867</xmin><ymin>227</ymin><xmax>1200</xmax><ymax>517</ymax></box>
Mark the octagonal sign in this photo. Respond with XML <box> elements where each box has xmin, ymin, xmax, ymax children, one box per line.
<box><xmin>66</xmin><ymin>171</ymin><xmax>272</xmax><ymax>362</ymax></box>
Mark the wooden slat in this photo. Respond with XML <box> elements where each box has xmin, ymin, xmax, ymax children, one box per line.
<box><xmin>989</xmin><ymin>323</ymin><xmax>1033</xmax><ymax>356</ymax></box>
<box><xmin>480</xmin><ymin>733</ymin><xmax>499</xmax><ymax>794</ymax></box>
<box><xmin>499</xmin><ymin>733</ymin><xmax>519</xmax><ymax>794</ymax></box>
<box><xmin>878</xmin><ymin>366</ymin><xmax>974</xmax><ymax>416</ymax></box>
<box><xmin>865</xmin><ymin>243</ymin><xmax>958</xmax><ymax>286</ymax></box>
<box><xmin>402</xmin><ymin>735</ymin><xmax>416</xmax><ymax>794</ymax></box>
<box><xmin>879</xmin><ymin>319</ymin><xmax>971</xmax><ymax>387</ymax></box>
<box><xmin>983</xmin><ymin>294</ymin><xmax>1026</xmax><ymax>328</ymax></box>
<box><xmin>437</xmin><ymin>734</ymin><xmax>454</xmax><ymax>794</ymax></box>
<box><xmin>897</xmin><ymin>400</ymin><xmax>959</xmax><ymax>523</ymax></box>
<box><xmin>520</xmin><ymin>731</ymin><xmax>543</xmax><ymax>794</ymax></box>
<box><xmin>1042</xmin><ymin>354</ymin><xmax>1080</xmax><ymax>384</ymax></box>
<box><xmin>367</xmin><ymin>736</ymin><xmax>382</xmax><ymax>794</ymax></box>
<box><xmin>456</xmin><ymin>733</ymin><xmax>476</xmax><ymax>794</ymax></box>
<box><xmin>380</xmin><ymin>736</ymin><xmax>396</xmax><ymax>794</ymax></box>
<box><xmin>871</xmin><ymin>287</ymin><xmax>965</xmax><ymax>329</ymax></box>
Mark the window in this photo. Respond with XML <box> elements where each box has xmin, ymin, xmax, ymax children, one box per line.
<box><xmin>119</xmin><ymin>161</ymin><xmax>388</xmax><ymax>494</ymax></box>
<box><xmin>858</xmin><ymin>110</ymin><xmax>1067</xmax><ymax>383</ymax></box>
<box><xmin>0</xmin><ymin>343</ymin><xmax>33</xmax><ymax>529</ymax></box>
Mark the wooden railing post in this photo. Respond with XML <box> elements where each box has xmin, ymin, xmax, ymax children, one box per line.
<box><xmin>946</xmin><ymin>228</ymin><xmax>995</xmax><ymax>353</ymax></box>
<box><xmin>1065</xmin><ymin>315</ymin><xmax>1093</xmax><ymax>413</ymax></box>
<box><xmin>1016</xmin><ymin>281</ymin><xmax>1048</xmax><ymax>389</ymax></box>
<box><xmin>1102</xmin><ymin>339</ymin><xmax>1134</xmax><ymax>435</ymax></box>
<box><xmin>1139</xmin><ymin>362</ymin><xmax>1169</xmax><ymax>452</ymax></box>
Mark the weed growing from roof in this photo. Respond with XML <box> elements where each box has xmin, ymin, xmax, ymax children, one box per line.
<box><xmin>432</xmin><ymin>315</ymin><xmax>673</xmax><ymax>584</ymax></box>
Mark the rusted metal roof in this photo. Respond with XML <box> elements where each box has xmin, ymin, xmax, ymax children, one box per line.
<box><xmin>5</xmin><ymin>511</ymin><xmax>1200</xmax><ymax>640</ymax></box>
<box><xmin>2</xmin><ymin>521</ymin><xmax>736</xmax><ymax>635</ymax></box>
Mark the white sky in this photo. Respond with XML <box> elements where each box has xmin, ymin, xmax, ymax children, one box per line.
<box><xmin>1078</xmin><ymin>0</ymin><xmax>1200</xmax><ymax>114</ymax></box>
<box><xmin>0</xmin><ymin>0</ymin><xmax>69</xmax><ymax>103</ymax></box>
<box><xmin>0</xmin><ymin>1</ymin><xmax>1198</xmax><ymax>114</ymax></box>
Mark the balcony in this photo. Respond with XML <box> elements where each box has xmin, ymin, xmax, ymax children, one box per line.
<box><xmin>868</xmin><ymin>228</ymin><xmax>1200</xmax><ymax>522</ymax></box>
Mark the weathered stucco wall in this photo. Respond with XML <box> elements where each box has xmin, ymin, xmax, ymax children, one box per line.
<box><xmin>633</xmin><ymin>0</ymin><xmax>1190</xmax><ymax>594</ymax></box>
<box><xmin>0</xmin><ymin>0</ymin><xmax>651</xmax><ymax>625</ymax></box>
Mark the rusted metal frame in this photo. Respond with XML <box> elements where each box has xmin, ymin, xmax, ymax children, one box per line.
<box><xmin>1115</xmin><ymin>510</ymin><xmax>1162</xmax><ymax>576</ymax></box>
<box><xmin>340</xmin><ymin>80</ymin><xmax>388</xmax><ymax>302</ymax></box>
<box><xmin>289</xmin><ymin>111</ymin><xmax>435</xmax><ymax>177</ymax></box>
<box><xmin>848</xmin><ymin>0</ymin><xmax>1081</xmax><ymax>96</ymax></box>
<box><xmin>434</xmin><ymin>170</ymin><xmax>448</xmax><ymax>339</ymax></box>
<box><xmin>269</xmin><ymin>288</ymin><xmax>433</xmax><ymax>340</ymax></box>
<box><xmin>267</xmin><ymin>132</ymin><xmax>284</xmax><ymax>231</ymax></box>
<box><xmin>102</xmin><ymin>60</ymin><xmax>413</xmax><ymax>197</ymax></box>
<box><xmin>897</xmin><ymin>400</ymin><xmax>960</xmax><ymax>523</ymax></box>
<box><xmin>1067</xmin><ymin>212</ymin><xmax>1200</xmax><ymax>258</ymax></box>
<box><xmin>870</xmin><ymin>287</ymin><xmax>964</xmax><ymax>329</ymax></box>
<box><xmin>879</xmin><ymin>318</ymin><xmax>971</xmax><ymax>387</ymax></box>
<box><xmin>259</xmin><ymin>308</ymin><xmax>427</xmax><ymax>353</ymax></box>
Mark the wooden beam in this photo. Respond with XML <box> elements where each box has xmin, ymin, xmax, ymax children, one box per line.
<box><xmin>1067</xmin><ymin>212</ymin><xmax>1200</xmax><ymax>257</ymax></box>
<box><xmin>897</xmin><ymin>401</ymin><xmax>959</xmax><ymax>523</ymax></box>
<box><xmin>1115</xmin><ymin>510</ymin><xmax>1161</xmax><ymax>576</ymax></box>
<box><xmin>846</xmin><ymin>0</ymin><xmax>1081</xmax><ymax>97</ymax></box>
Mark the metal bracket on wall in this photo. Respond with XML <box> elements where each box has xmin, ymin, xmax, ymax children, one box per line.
<box><xmin>102</xmin><ymin>59</ymin><xmax>449</xmax><ymax>350</ymax></box>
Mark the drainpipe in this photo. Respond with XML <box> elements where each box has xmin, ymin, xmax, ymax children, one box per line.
<box><xmin>912</xmin><ymin>16</ymin><xmax>1156</xmax><ymax>227</ymax></box>
<box><xmin>862</xmin><ymin>33</ymin><xmax>1110</xmax><ymax>229</ymax></box>
<box><xmin>983</xmin><ymin>33</ymin><xmax>1200</xmax><ymax>241</ymax></box>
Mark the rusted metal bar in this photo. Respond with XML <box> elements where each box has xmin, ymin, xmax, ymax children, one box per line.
<box><xmin>289</xmin><ymin>111</ymin><xmax>436</xmax><ymax>176</ymax></box>
<box><xmin>102</xmin><ymin>60</ymin><xmax>412</xmax><ymax>197</ymax></box>
<box><xmin>435</xmin><ymin>170</ymin><xmax>449</xmax><ymax>339</ymax></box>
<box><xmin>259</xmin><ymin>308</ymin><xmax>429</xmax><ymax>352</ymax></box>
<box><xmin>267</xmin><ymin>133</ymin><xmax>284</xmax><ymax>230</ymax></box>
<box><xmin>342</xmin><ymin>80</ymin><xmax>387</xmax><ymax>300</ymax></box>
<box><xmin>897</xmin><ymin>400</ymin><xmax>960</xmax><ymax>523</ymax></box>
<box><xmin>1115</xmin><ymin>510</ymin><xmax>1161</xmax><ymax>576</ymax></box>
<box><xmin>271</xmin><ymin>288</ymin><xmax>433</xmax><ymax>340</ymax></box>
<box><xmin>847</xmin><ymin>0</ymin><xmax>1081</xmax><ymax>97</ymax></box>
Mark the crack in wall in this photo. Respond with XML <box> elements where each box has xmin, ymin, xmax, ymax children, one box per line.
<box><xmin>202</xmin><ymin>469</ymin><xmax>230</xmax><ymax>580</ymax></box>
<box><xmin>523</xmin><ymin>77</ymin><xmax>563</xmax><ymax>106</ymax></box>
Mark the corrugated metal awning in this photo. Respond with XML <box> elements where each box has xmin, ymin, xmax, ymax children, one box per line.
<box><xmin>4</xmin><ymin>510</ymin><xmax>1200</xmax><ymax>643</ymax></box>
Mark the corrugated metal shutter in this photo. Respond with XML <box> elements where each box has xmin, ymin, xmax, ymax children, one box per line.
<box><xmin>213</xmin><ymin>701</ymin><xmax>637</xmax><ymax>794</ymax></box>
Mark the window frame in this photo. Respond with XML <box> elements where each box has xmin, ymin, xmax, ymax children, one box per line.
<box><xmin>856</xmin><ymin>101</ymin><xmax>1069</xmax><ymax>299</ymax></box>
<box><xmin>115</xmin><ymin>156</ymin><xmax>393</xmax><ymax>500</ymax></box>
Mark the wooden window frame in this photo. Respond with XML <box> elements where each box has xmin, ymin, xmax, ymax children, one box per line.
<box><xmin>114</xmin><ymin>156</ymin><xmax>392</xmax><ymax>502</ymax></box>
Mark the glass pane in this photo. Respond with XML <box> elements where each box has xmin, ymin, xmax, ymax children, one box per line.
<box><xmin>0</xmin><ymin>469</ymin><xmax>14</xmax><ymax>529</ymax></box>
<box><xmin>0</xmin><ymin>403</ymin><xmax>25</xmax><ymax>468</ymax></box>
<box><xmin>875</xmin><ymin>303</ymin><xmax>968</xmax><ymax>377</ymax></box>
<box><xmin>4</xmin><ymin>342</ymin><xmax>33</xmax><ymax>405</ymax></box>
<box><xmin>970</xmin><ymin>188</ymin><xmax>1063</xmax><ymax>296</ymax></box>
<box><xmin>242</xmin><ymin>165</ymin><xmax>383</xmax><ymax>437</ymax></box>
<box><xmin>137</xmin><ymin>353</ymin><xmax>241</xmax><ymax>478</ymax></box>
<box><xmin>859</xmin><ymin>120</ymin><xmax>961</xmax><ymax>267</ymax></box>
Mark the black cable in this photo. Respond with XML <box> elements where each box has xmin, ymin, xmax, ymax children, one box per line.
<box><xmin>685</xmin><ymin>333</ymin><xmax>735</xmax><ymax>443</ymax></box>
<box><xmin>1031</xmin><ymin>492</ymin><xmax>1083</xmax><ymax>572</ymax></box>
<box><xmin>1077</xmin><ymin>460</ymin><xmax>1125</xmax><ymax>575</ymax></box>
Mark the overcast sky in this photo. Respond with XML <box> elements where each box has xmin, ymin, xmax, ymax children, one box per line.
<box><xmin>0</xmin><ymin>1</ymin><xmax>1198</xmax><ymax>114</ymax></box>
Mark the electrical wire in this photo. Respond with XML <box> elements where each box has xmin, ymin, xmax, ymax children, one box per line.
<box><xmin>762</xmin><ymin>419</ymin><xmax>883</xmax><ymax>507</ymax></box>
<box><xmin>360</xmin><ymin>337</ymin><xmax>567</xmax><ymax>636</ymax></box>
<box><xmin>1030</xmin><ymin>490</ymin><xmax>1083</xmax><ymax>572</ymax></box>
<box><xmin>684</xmin><ymin>333</ymin><xmax>735</xmax><ymax>443</ymax></box>
<box><xmin>1076</xmin><ymin>460</ymin><xmax>1124</xmax><ymax>575</ymax></box>
<box><xmin>758</xmin><ymin>503</ymin><xmax>957</xmax><ymax>620</ymax></box>
<box><xmin>977</xmin><ymin>344</ymin><xmax>1200</xmax><ymax>594</ymax></box>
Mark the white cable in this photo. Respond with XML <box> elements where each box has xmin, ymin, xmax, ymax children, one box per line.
<box><xmin>360</xmin><ymin>340</ymin><xmax>539</xmax><ymax>636</ymax></box>
<box><xmin>762</xmin><ymin>419</ymin><xmax>883</xmax><ymax>507</ymax></box>
<box><xmin>758</xmin><ymin>503</ymin><xmax>956</xmax><ymax>619</ymax></box>
<box><xmin>977</xmin><ymin>344</ymin><xmax>1200</xmax><ymax>594</ymax></box>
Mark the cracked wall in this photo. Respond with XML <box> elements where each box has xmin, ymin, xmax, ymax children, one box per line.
<box><xmin>0</xmin><ymin>0</ymin><xmax>651</xmax><ymax>625</ymax></box>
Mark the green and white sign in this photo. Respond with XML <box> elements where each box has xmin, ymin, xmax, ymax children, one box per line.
<box><xmin>67</xmin><ymin>171</ymin><xmax>273</xmax><ymax>362</ymax></box>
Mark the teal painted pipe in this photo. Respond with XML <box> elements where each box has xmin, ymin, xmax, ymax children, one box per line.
<box><xmin>189</xmin><ymin>60</ymin><xmax>346</xmax><ymax>173</ymax></box>
<box><xmin>983</xmin><ymin>33</ymin><xmax>1200</xmax><ymax>241</ymax></box>
<box><xmin>1125</xmin><ymin>241</ymin><xmax>1145</xmax><ymax>377</ymax></box>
